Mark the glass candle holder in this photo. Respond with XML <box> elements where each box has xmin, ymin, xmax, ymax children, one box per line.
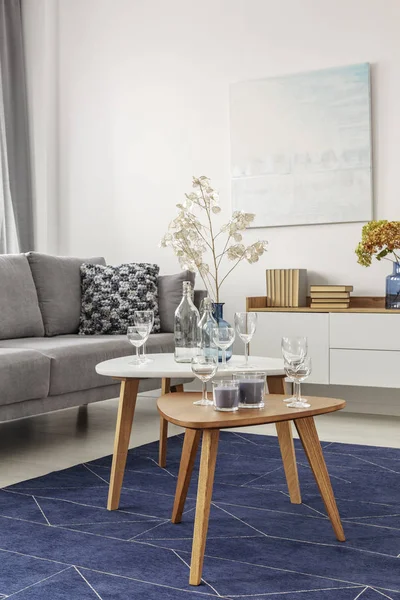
<box><xmin>212</xmin><ymin>380</ymin><xmax>239</xmax><ymax>412</ymax></box>
<box><xmin>233</xmin><ymin>372</ymin><xmax>266</xmax><ymax>409</ymax></box>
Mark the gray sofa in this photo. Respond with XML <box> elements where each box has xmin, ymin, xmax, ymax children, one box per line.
<box><xmin>0</xmin><ymin>253</ymin><xmax>201</xmax><ymax>423</ymax></box>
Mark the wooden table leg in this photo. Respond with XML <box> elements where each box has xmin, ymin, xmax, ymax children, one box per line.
<box><xmin>266</xmin><ymin>375</ymin><xmax>286</xmax><ymax>395</ymax></box>
<box><xmin>275</xmin><ymin>421</ymin><xmax>301</xmax><ymax>504</ymax></box>
<box><xmin>267</xmin><ymin>375</ymin><xmax>301</xmax><ymax>504</ymax></box>
<box><xmin>295</xmin><ymin>416</ymin><xmax>345</xmax><ymax>542</ymax></box>
<box><xmin>159</xmin><ymin>378</ymin><xmax>171</xmax><ymax>467</ymax></box>
<box><xmin>108</xmin><ymin>378</ymin><xmax>139</xmax><ymax>510</ymax></box>
<box><xmin>172</xmin><ymin>384</ymin><xmax>184</xmax><ymax>393</ymax></box>
<box><xmin>172</xmin><ymin>428</ymin><xmax>201</xmax><ymax>523</ymax></box>
<box><xmin>161</xmin><ymin>377</ymin><xmax>171</xmax><ymax>395</ymax></box>
<box><xmin>190</xmin><ymin>429</ymin><xmax>219</xmax><ymax>586</ymax></box>
<box><xmin>159</xmin><ymin>382</ymin><xmax>185</xmax><ymax>467</ymax></box>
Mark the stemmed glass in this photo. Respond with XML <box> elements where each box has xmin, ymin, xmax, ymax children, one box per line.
<box><xmin>284</xmin><ymin>357</ymin><xmax>312</xmax><ymax>408</ymax></box>
<box><xmin>191</xmin><ymin>356</ymin><xmax>218</xmax><ymax>406</ymax></box>
<box><xmin>281</xmin><ymin>336</ymin><xmax>308</xmax><ymax>403</ymax></box>
<box><xmin>127</xmin><ymin>325</ymin><xmax>150</xmax><ymax>366</ymax></box>
<box><xmin>234</xmin><ymin>312</ymin><xmax>257</xmax><ymax>368</ymax></box>
<box><xmin>281</xmin><ymin>336</ymin><xmax>308</xmax><ymax>364</ymax></box>
<box><xmin>213</xmin><ymin>327</ymin><xmax>235</xmax><ymax>370</ymax></box>
<box><xmin>134</xmin><ymin>310</ymin><xmax>154</xmax><ymax>363</ymax></box>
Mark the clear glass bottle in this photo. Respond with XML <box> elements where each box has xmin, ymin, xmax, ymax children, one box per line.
<box><xmin>174</xmin><ymin>281</ymin><xmax>200</xmax><ymax>362</ymax></box>
<box><xmin>198</xmin><ymin>297</ymin><xmax>218</xmax><ymax>359</ymax></box>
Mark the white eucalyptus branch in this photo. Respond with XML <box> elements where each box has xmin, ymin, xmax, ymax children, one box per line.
<box><xmin>161</xmin><ymin>176</ymin><xmax>268</xmax><ymax>303</ymax></box>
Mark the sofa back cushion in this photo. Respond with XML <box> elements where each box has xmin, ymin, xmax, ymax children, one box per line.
<box><xmin>158</xmin><ymin>270</ymin><xmax>196</xmax><ymax>333</ymax></box>
<box><xmin>27</xmin><ymin>252</ymin><xmax>106</xmax><ymax>336</ymax></box>
<box><xmin>0</xmin><ymin>254</ymin><xmax>44</xmax><ymax>339</ymax></box>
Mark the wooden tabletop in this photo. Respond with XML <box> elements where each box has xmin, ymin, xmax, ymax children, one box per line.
<box><xmin>157</xmin><ymin>393</ymin><xmax>346</xmax><ymax>429</ymax></box>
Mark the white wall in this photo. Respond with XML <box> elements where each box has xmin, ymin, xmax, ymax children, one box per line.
<box><xmin>26</xmin><ymin>0</ymin><xmax>400</xmax><ymax>326</ymax></box>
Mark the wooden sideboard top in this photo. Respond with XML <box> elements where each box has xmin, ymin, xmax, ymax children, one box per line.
<box><xmin>246</xmin><ymin>296</ymin><xmax>400</xmax><ymax>314</ymax></box>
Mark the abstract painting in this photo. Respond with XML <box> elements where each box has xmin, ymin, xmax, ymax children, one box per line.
<box><xmin>230</xmin><ymin>63</ymin><xmax>373</xmax><ymax>227</ymax></box>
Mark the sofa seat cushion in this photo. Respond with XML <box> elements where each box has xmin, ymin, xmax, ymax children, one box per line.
<box><xmin>0</xmin><ymin>334</ymin><xmax>175</xmax><ymax>396</ymax></box>
<box><xmin>0</xmin><ymin>349</ymin><xmax>50</xmax><ymax>406</ymax></box>
<box><xmin>0</xmin><ymin>254</ymin><xmax>44</xmax><ymax>339</ymax></box>
<box><xmin>27</xmin><ymin>252</ymin><xmax>106</xmax><ymax>336</ymax></box>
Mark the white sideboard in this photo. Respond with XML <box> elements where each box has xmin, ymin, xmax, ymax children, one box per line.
<box><xmin>249</xmin><ymin>307</ymin><xmax>400</xmax><ymax>390</ymax></box>
<box><xmin>250</xmin><ymin>312</ymin><xmax>330</xmax><ymax>384</ymax></box>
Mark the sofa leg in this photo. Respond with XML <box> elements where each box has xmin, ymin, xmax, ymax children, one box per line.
<box><xmin>76</xmin><ymin>405</ymin><xmax>88</xmax><ymax>432</ymax></box>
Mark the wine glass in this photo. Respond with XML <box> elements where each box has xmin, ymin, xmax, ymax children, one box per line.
<box><xmin>191</xmin><ymin>356</ymin><xmax>218</xmax><ymax>406</ymax></box>
<box><xmin>284</xmin><ymin>357</ymin><xmax>312</xmax><ymax>408</ymax></box>
<box><xmin>127</xmin><ymin>325</ymin><xmax>150</xmax><ymax>366</ymax></box>
<box><xmin>234</xmin><ymin>312</ymin><xmax>257</xmax><ymax>368</ymax></box>
<box><xmin>212</xmin><ymin>327</ymin><xmax>235</xmax><ymax>370</ymax></box>
<box><xmin>281</xmin><ymin>336</ymin><xmax>308</xmax><ymax>365</ymax></box>
<box><xmin>134</xmin><ymin>310</ymin><xmax>154</xmax><ymax>363</ymax></box>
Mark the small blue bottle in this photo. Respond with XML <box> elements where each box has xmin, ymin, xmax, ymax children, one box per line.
<box><xmin>386</xmin><ymin>262</ymin><xmax>400</xmax><ymax>309</ymax></box>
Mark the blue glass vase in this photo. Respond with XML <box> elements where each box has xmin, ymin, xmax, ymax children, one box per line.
<box><xmin>386</xmin><ymin>262</ymin><xmax>400</xmax><ymax>309</ymax></box>
<box><xmin>212</xmin><ymin>302</ymin><xmax>233</xmax><ymax>362</ymax></box>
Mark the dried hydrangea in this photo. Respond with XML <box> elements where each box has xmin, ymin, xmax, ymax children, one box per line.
<box><xmin>160</xmin><ymin>176</ymin><xmax>268</xmax><ymax>301</ymax></box>
<box><xmin>356</xmin><ymin>221</ymin><xmax>400</xmax><ymax>267</ymax></box>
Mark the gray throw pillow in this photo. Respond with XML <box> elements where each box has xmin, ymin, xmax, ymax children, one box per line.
<box><xmin>0</xmin><ymin>254</ymin><xmax>44</xmax><ymax>339</ymax></box>
<box><xmin>27</xmin><ymin>252</ymin><xmax>106</xmax><ymax>336</ymax></box>
<box><xmin>158</xmin><ymin>270</ymin><xmax>196</xmax><ymax>333</ymax></box>
<box><xmin>79</xmin><ymin>263</ymin><xmax>161</xmax><ymax>335</ymax></box>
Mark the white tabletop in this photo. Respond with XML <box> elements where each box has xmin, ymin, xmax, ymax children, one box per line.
<box><xmin>96</xmin><ymin>353</ymin><xmax>284</xmax><ymax>379</ymax></box>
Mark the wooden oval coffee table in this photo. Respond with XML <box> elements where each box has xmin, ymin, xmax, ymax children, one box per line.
<box><xmin>157</xmin><ymin>392</ymin><xmax>346</xmax><ymax>586</ymax></box>
<box><xmin>96</xmin><ymin>353</ymin><xmax>285</xmax><ymax>511</ymax></box>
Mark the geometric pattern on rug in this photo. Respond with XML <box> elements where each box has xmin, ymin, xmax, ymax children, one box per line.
<box><xmin>1</xmin><ymin>431</ymin><xmax>400</xmax><ymax>599</ymax></box>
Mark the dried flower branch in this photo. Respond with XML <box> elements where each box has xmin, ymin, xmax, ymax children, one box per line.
<box><xmin>160</xmin><ymin>176</ymin><xmax>268</xmax><ymax>302</ymax></box>
<box><xmin>356</xmin><ymin>220</ymin><xmax>400</xmax><ymax>267</ymax></box>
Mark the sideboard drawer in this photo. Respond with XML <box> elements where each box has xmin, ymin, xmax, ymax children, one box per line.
<box><xmin>330</xmin><ymin>349</ymin><xmax>400</xmax><ymax>388</ymax></box>
<box><xmin>250</xmin><ymin>312</ymin><xmax>329</xmax><ymax>384</ymax></box>
<box><xmin>330</xmin><ymin>313</ymin><xmax>400</xmax><ymax>350</ymax></box>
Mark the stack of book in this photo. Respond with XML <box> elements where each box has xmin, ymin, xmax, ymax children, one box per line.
<box><xmin>310</xmin><ymin>285</ymin><xmax>353</xmax><ymax>309</ymax></box>
<box><xmin>266</xmin><ymin>269</ymin><xmax>307</xmax><ymax>307</ymax></box>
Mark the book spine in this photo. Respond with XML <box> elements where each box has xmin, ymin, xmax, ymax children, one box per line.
<box><xmin>293</xmin><ymin>270</ymin><xmax>299</xmax><ymax>307</ymax></box>
<box><xmin>271</xmin><ymin>269</ymin><xmax>275</xmax><ymax>306</ymax></box>
<box><xmin>310</xmin><ymin>303</ymin><xmax>350</xmax><ymax>309</ymax></box>
<box><xmin>275</xmin><ymin>270</ymin><xmax>281</xmax><ymax>307</ymax></box>
<box><xmin>266</xmin><ymin>271</ymin><xmax>271</xmax><ymax>307</ymax></box>
<box><xmin>281</xmin><ymin>270</ymin><xmax>285</xmax><ymax>307</ymax></box>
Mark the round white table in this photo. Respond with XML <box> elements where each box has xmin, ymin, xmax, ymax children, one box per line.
<box><xmin>96</xmin><ymin>353</ymin><xmax>291</xmax><ymax>511</ymax></box>
<box><xmin>96</xmin><ymin>353</ymin><xmax>285</xmax><ymax>379</ymax></box>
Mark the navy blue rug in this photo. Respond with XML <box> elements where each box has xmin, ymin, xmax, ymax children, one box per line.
<box><xmin>0</xmin><ymin>432</ymin><xmax>399</xmax><ymax>599</ymax></box>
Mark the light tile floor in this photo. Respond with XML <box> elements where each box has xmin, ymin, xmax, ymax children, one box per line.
<box><xmin>0</xmin><ymin>391</ymin><xmax>399</xmax><ymax>487</ymax></box>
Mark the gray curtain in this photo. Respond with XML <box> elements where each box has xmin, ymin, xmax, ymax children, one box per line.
<box><xmin>0</xmin><ymin>0</ymin><xmax>33</xmax><ymax>253</ymax></box>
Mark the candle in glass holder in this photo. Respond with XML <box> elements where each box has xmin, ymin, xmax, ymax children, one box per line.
<box><xmin>234</xmin><ymin>372</ymin><xmax>266</xmax><ymax>408</ymax></box>
<box><xmin>212</xmin><ymin>381</ymin><xmax>239</xmax><ymax>412</ymax></box>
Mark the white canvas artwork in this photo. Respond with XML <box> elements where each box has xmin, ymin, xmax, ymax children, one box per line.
<box><xmin>230</xmin><ymin>63</ymin><xmax>373</xmax><ymax>227</ymax></box>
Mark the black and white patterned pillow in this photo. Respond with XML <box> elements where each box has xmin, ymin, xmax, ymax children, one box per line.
<box><xmin>79</xmin><ymin>263</ymin><xmax>161</xmax><ymax>335</ymax></box>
